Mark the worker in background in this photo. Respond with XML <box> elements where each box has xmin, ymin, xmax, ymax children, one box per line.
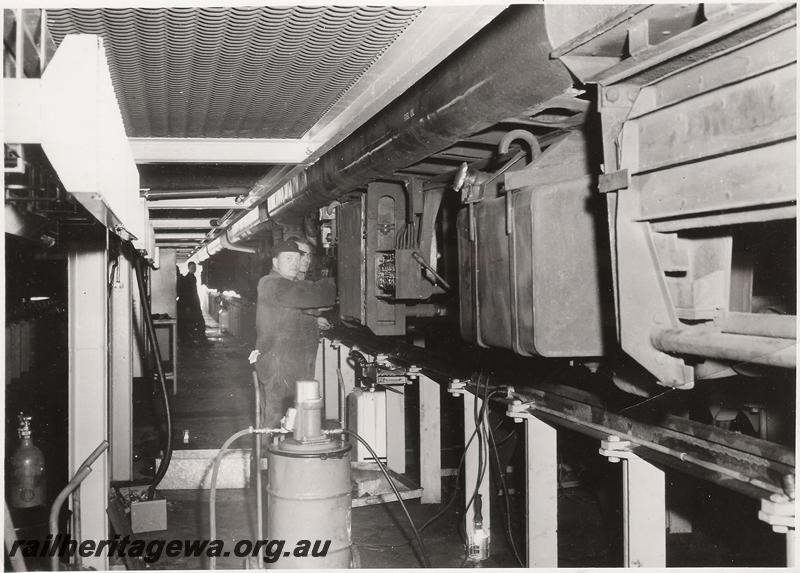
<box><xmin>254</xmin><ymin>239</ymin><xmax>336</xmax><ymax>428</ymax></box>
<box><xmin>177</xmin><ymin>261</ymin><xmax>208</xmax><ymax>345</ymax></box>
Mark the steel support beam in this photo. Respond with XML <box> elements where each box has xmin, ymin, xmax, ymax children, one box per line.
<box><xmin>109</xmin><ymin>252</ymin><xmax>133</xmax><ymax>481</ymax></box>
<box><xmin>67</xmin><ymin>233</ymin><xmax>109</xmax><ymax>570</ymax></box>
<box><xmin>322</xmin><ymin>327</ymin><xmax>794</xmax><ymax>500</ymax></box>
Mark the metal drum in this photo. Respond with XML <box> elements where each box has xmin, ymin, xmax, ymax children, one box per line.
<box><xmin>266</xmin><ymin>438</ymin><xmax>352</xmax><ymax>569</ymax></box>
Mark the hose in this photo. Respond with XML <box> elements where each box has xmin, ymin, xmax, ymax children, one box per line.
<box><xmin>5</xmin><ymin>502</ymin><xmax>27</xmax><ymax>572</ymax></box>
<box><xmin>336</xmin><ymin>367</ymin><xmax>347</xmax><ymax>428</ymax></box>
<box><xmin>209</xmin><ymin>428</ymin><xmax>256</xmax><ymax>570</ymax></box>
<box><xmin>343</xmin><ymin>429</ymin><xmax>431</xmax><ymax>568</ymax></box>
<box><xmin>133</xmin><ymin>255</ymin><xmax>173</xmax><ymax>500</ymax></box>
<box><xmin>209</xmin><ymin>427</ymin><xmax>282</xmax><ymax>569</ymax></box>
<box><xmin>251</xmin><ymin>372</ymin><xmax>264</xmax><ymax>554</ymax></box>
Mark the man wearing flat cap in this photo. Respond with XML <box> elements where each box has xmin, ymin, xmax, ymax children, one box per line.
<box><xmin>254</xmin><ymin>238</ymin><xmax>336</xmax><ymax>428</ymax></box>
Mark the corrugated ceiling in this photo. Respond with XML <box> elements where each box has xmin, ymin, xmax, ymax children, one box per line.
<box><xmin>46</xmin><ymin>6</ymin><xmax>422</xmax><ymax>138</ymax></box>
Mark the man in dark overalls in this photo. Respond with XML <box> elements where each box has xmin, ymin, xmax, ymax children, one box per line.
<box><xmin>254</xmin><ymin>239</ymin><xmax>336</xmax><ymax>427</ymax></box>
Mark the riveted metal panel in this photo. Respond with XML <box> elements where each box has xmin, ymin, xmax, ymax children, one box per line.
<box><xmin>46</xmin><ymin>6</ymin><xmax>422</xmax><ymax>138</ymax></box>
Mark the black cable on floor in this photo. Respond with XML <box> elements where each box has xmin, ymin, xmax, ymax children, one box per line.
<box><xmin>344</xmin><ymin>429</ymin><xmax>431</xmax><ymax>568</ymax></box>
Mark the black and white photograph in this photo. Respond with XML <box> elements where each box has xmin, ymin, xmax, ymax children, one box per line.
<box><xmin>2</xmin><ymin>2</ymin><xmax>797</xmax><ymax>570</ymax></box>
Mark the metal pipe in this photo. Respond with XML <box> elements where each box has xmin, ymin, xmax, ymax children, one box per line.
<box><xmin>143</xmin><ymin>188</ymin><xmax>248</xmax><ymax>200</ymax></box>
<box><xmin>5</xmin><ymin>502</ymin><xmax>27</xmax><ymax>572</ymax></box>
<box><xmin>406</xmin><ymin>303</ymin><xmax>448</xmax><ymax>318</ymax></box>
<box><xmin>47</xmin><ymin>440</ymin><xmax>108</xmax><ymax>570</ymax></box>
<box><xmin>221</xmin><ymin>231</ymin><xmax>256</xmax><ymax>254</ymax></box>
<box><xmin>497</xmin><ymin>129</ymin><xmax>541</xmax><ymax>158</ymax></box>
<box><xmin>133</xmin><ymin>256</ymin><xmax>173</xmax><ymax>499</ymax></box>
<box><xmin>336</xmin><ymin>368</ymin><xmax>346</xmax><ymax>430</ymax></box>
<box><xmin>15</xmin><ymin>9</ymin><xmax>23</xmax><ymax>79</ymax></box>
<box><xmin>268</xmin><ymin>5</ymin><xmax>571</xmax><ymax>221</ymax></box>
<box><xmin>39</xmin><ymin>9</ymin><xmax>47</xmax><ymax>72</ymax></box>
<box><xmin>251</xmin><ymin>371</ymin><xmax>264</xmax><ymax>554</ymax></box>
<box><xmin>412</xmin><ymin>251</ymin><xmax>451</xmax><ymax>290</ymax></box>
<box><xmin>72</xmin><ymin>488</ymin><xmax>81</xmax><ymax>569</ymax></box>
<box><xmin>49</xmin><ymin>467</ymin><xmax>91</xmax><ymax>571</ymax></box>
<box><xmin>715</xmin><ymin>311</ymin><xmax>796</xmax><ymax>340</ymax></box>
<box><xmin>651</xmin><ymin>328</ymin><xmax>796</xmax><ymax>369</ymax></box>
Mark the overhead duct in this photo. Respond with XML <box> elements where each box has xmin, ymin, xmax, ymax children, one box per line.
<box><xmin>142</xmin><ymin>188</ymin><xmax>248</xmax><ymax>200</ymax></box>
<box><xmin>266</xmin><ymin>4</ymin><xmax>573</xmax><ymax>221</ymax></box>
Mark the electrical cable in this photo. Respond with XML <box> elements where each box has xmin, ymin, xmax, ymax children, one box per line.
<box><xmin>133</xmin><ymin>254</ymin><xmax>173</xmax><ymax>500</ymax></box>
<box><xmin>487</xmin><ymin>413</ymin><xmax>524</xmax><ymax>566</ymax></box>
<box><xmin>459</xmin><ymin>374</ymin><xmax>496</xmax><ymax>554</ymax></box>
<box><xmin>356</xmin><ymin>407</ymin><xmax>482</xmax><ymax>551</ymax></box>
<box><xmin>343</xmin><ymin>429</ymin><xmax>431</xmax><ymax>568</ymax></box>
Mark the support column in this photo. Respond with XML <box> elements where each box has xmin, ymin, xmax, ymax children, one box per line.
<box><xmin>68</xmin><ymin>235</ymin><xmax>109</xmax><ymax>571</ymax></box>
<box><xmin>385</xmin><ymin>384</ymin><xmax>406</xmax><ymax>474</ymax></box>
<box><xmin>508</xmin><ymin>401</ymin><xmax>557</xmax><ymax>566</ymax></box>
<box><xmin>109</xmin><ymin>253</ymin><xmax>133</xmax><ymax>481</ymax></box>
<box><xmin>419</xmin><ymin>374</ymin><xmax>441</xmax><ymax>503</ymax></box>
<box><xmin>600</xmin><ymin>436</ymin><xmax>666</xmax><ymax>568</ymax></box>
<box><xmin>463</xmin><ymin>391</ymin><xmax>490</xmax><ymax>559</ymax></box>
<box><xmin>320</xmin><ymin>339</ymin><xmax>341</xmax><ymax>422</ymax></box>
<box><xmin>526</xmin><ymin>416</ymin><xmax>558</xmax><ymax>566</ymax></box>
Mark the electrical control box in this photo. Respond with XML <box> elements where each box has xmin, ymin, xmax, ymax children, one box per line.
<box><xmin>337</xmin><ymin>181</ymin><xmax>445</xmax><ymax>336</ymax></box>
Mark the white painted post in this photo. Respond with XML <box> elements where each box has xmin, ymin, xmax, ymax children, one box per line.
<box><xmin>385</xmin><ymin>384</ymin><xmax>406</xmax><ymax>474</ymax></box>
<box><xmin>600</xmin><ymin>436</ymin><xmax>666</xmax><ymax>568</ymax></box>
<box><xmin>623</xmin><ymin>455</ymin><xmax>666</xmax><ymax>566</ymax></box>
<box><xmin>419</xmin><ymin>374</ymin><xmax>441</xmax><ymax>503</ymax></box>
<box><xmin>110</xmin><ymin>254</ymin><xmax>133</xmax><ymax>481</ymax></box>
<box><xmin>526</xmin><ymin>415</ymin><xmax>558</xmax><ymax>567</ymax></box>
<box><xmin>68</xmin><ymin>238</ymin><xmax>109</xmax><ymax>570</ymax></box>
<box><xmin>321</xmin><ymin>339</ymin><xmax>341</xmax><ymax>422</ymax></box>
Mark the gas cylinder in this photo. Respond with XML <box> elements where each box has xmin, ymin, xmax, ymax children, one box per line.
<box><xmin>10</xmin><ymin>413</ymin><xmax>46</xmax><ymax>508</ymax></box>
<box><xmin>266</xmin><ymin>381</ymin><xmax>352</xmax><ymax>569</ymax></box>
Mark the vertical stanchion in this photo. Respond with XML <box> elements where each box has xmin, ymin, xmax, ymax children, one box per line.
<box><xmin>110</xmin><ymin>254</ymin><xmax>133</xmax><ymax>482</ymax></box>
<box><xmin>600</xmin><ymin>435</ymin><xmax>666</xmax><ymax>567</ymax></box>
<box><xmin>419</xmin><ymin>374</ymin><xmax>441</xmax><ymax>503</ymax></box>
<box><xmin>67</xmin><ymin>233</ymin><xmax>109</xmax><ymax>570</ymax></box>
<box><xmin>385</xmin><ymin>384</ymin><xmax>406</xmax><ymax>474</ymax></box>
<box><xmin>507</xmin><ymin>401</ymin><xmax>557</xmax><ymax>566</ymax></box>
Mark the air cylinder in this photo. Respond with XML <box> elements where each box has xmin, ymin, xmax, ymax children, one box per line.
<box><xmin>266</xmin><ymin>381</ymin><xmax>352</xmax><ymax>569</ymax></box>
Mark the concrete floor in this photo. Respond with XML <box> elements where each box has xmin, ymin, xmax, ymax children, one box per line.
<box><xmin>127</xmin><ymin>321</ymin><xmax>786</xmax><ymax>570</ymax></box>
<box><xmin>132</xmin><ymin>323</ymin><xmax>523</xmax><ymax>569</ymax></box>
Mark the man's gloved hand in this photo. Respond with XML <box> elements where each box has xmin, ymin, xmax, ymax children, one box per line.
<box><xmin>317</xmin><ymin>317</ymin><xmax>332</xmax><ymax>330</ymax></box>
<box><xmin>248</xmin><ymin>349</ymin><xmax>261</xmax><ymax>364</ymax></box>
